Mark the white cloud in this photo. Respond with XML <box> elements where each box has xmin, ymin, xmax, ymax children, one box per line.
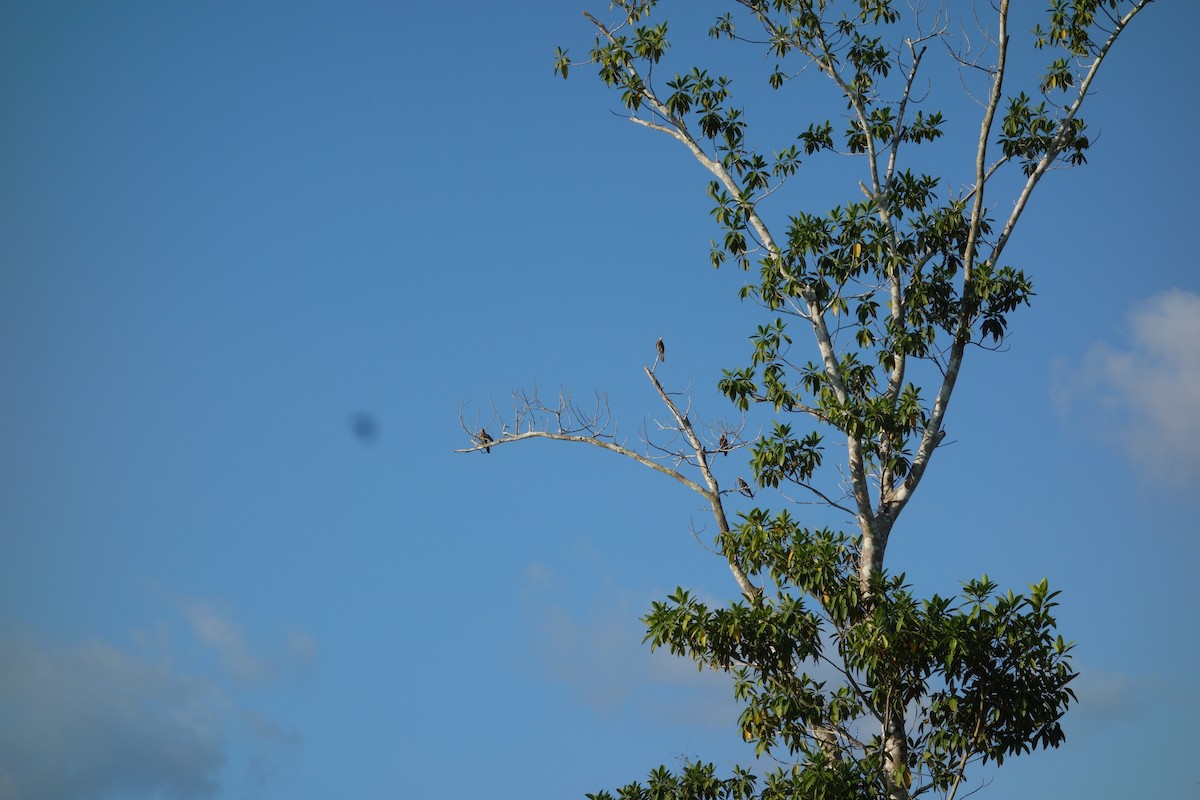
<box><xmin>1068</xmin><ymin>667</ymin><xmax>1138</xmax><ymax>728</ymax></box>
<box><xmin>0</xmin><ymin>635</ymin><xmax>226</xmax><ymax>800</ymax></box>
<box><xmin>285</xmin><ymin>629</ymin><xmax>318</xmax><ymax>663</ymax></box>
<box><xmin>0</xmin><ymin>599</ymin><xmax>313</xmax><ymax>800</ymax></box>
<box><xmin>522</xmin><ymin>562</ymin><xmax>738</xmax><ymax>726</ymax></box>
<box><xmin>1064</xmin><ymin>663</ymin><xmax>1200</xmax><ymax>746</ymax></box>
<box><xmin>1054</xmin><ymin>289</ymin><xmax>1200</xmax><ymax>485</ymax></box>
<box><xmin>184</xmin><ymin>601</ymin><xmax>265</xmax><ymax>682</ymax></box>
<box><xmin>181</xmin><ymin>601</ymin><xmax>316</xmax><ymax>684</ymax></box>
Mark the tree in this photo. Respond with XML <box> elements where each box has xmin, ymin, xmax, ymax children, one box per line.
<box><xmin>461</xmin><ymin>2</ymin><xmax>1152</xmax><ymax>798</ymax></box>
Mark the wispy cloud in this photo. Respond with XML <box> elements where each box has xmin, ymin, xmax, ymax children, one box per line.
<box><xmin>180</xmin><ymin>600</ymin><xmax>317</xmax><ymax>684</ymax></box>
<box><xmin>0</xmin><ymin>598</ymin><xmax>313</xmax><ymax>800</ymax></box>
<box><xmin>183</xmin><ymin>601</ymin><xmax>265</xmax><ymax>682</ymax></box>
<box><xmin>0</xmin><ymin>635</ymin><xmax>226</xmax><ymax>800</ymax></box>
<box><xmin>1065</xmin><ymin>662</ymin><xmax>1200</xmax><ymax>744</ymax></box>
<box><xmin>1053</xmin><ymin>289</ymin><xmax>1200</xmax><ymax>486</ymax></box>
<box><xmin>1069</xmin><ymin>666</ymin><xmax>1138</xmax><ymax>729</ymax></box>
<box><xmin>520</xmin><ymin>561</ymin><xmax>741</xmax><ymax>728</ymax></box>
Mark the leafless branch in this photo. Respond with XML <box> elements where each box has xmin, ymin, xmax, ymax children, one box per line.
<box><xmin>458</xmin><ymin>362</ymin><xmax>763</xmax><ymax>601</ymax></box>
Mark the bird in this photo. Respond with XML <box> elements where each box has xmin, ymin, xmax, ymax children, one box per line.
<box><xmin>718</xmin><ymin>433</ymin><xmax>729</xmax><ymax>455</ymax></box>
<box><xmin>737</xmin><ymin>477</ymin><xmax>754</xmax><ymax>497</ymax></box>
<box><xmin>656</xmin><ymin>338</ymin><xmax>665</xmax><ymax>362</ymax></box>
<box><xmin>478</xmin><ymin>428</ymin><xmax>493</xmax><ymax>454</ymax></box>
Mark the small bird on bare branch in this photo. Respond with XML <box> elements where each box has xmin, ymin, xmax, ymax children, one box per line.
<box><xmin>719</xmin><ymin>433</ymin><xmax>729</xmax><ymax>455</ymax></box>
<box><xmin>737</xmin><ymin>477</ymin><xmax>754</xmax><ymax>497</ymax></box>
<box><xmin>656</xmin><ymin>337</ymin><xmax>665</xmax><ymax>362</ymax></box>
<box><xmin>478</xmin><ymin>428</ymin><xmax>493</xmax><ymax>454</ymax></box>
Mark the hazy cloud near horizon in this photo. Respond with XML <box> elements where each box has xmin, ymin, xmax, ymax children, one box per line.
<box><xmin>1054</xmin><ymin>288</ymin><xmax>1200</xmax><ymax>486</ymax></box>
<box><xmin>0</xmin><ymin>634</ymin><xmax>226</xmax><ymax>800</ymax></box>
<box><xmin>0</xmin><ymin>601</ymin><xmax>308</xmax><ymax>800</ymax></box>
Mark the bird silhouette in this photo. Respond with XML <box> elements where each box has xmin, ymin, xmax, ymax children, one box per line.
<box><xmin>718</xmin><ymin>433</ymin><xmax>729</xmax><ymax>454</ymax></box>
<box><xmin>656</xmin><ymin>338</ymin><xmax>665</xmax><ymax>362</ymax></box>
<box><xmin>478</xmin><ymin>428</ymin><xmax>493</xmax><ymax>454</ymax></box>
<box><xmin>737</xmin><ymin>477</ymin><xmax>754</xmax><ymax>497</ymax></box>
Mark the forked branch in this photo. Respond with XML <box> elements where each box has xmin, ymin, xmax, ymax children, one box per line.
<box><xmin>457</xmin><ymin>367</ymin><xmax>762</xmax><ymax>601</ymax></box>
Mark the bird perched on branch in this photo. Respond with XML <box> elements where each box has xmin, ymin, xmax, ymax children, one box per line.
<box><xmin>737</xmin><ymin>477</ymin><xmax>754</xmax><ymax>497</ymax></box>
<box><xmin>718</xmin><ymin>433</ymin><xmax>729</xmax><ymax>455</ymax></box>
<box><xmin>478</xmin><ymin>428</ymin><xmax>493</xmax><ymax>454</ymax></box>
<box><xmin>656</xmin><ymin>338</ymin><xmax>665</xmax><ymax>362</ymax></box>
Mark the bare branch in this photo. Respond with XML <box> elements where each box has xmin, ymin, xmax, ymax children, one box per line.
<box><xmin>458</xmin><ymin>362</ymin><xmax>762</xmax><ymax>602</ymax></box>
<box><xmin>642</xmin><ymin>364</ymin><xmax>761</xmax><ymax>600</ymax></box>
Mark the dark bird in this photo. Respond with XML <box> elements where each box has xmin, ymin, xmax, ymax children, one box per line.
<box><xmin>737</xmin><ymin>477</ymin><xmax>754</xmax><ymax>497</ymax></box>
<box><xmin>656</xmin><ymin>337</ymin><xmax>666</xmax><ymax>362</ymax></box>
<box><xmin>478</xmin><ymin>428</ymin><xmax>493</xmax><ymax>454</ymax></box>
<box><xmin>719</xmin><ymin>433</ymin><xmax>729</xmax><ymax>455</ymax></box>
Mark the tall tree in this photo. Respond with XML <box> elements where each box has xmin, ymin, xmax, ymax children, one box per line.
<box><xmin>462</xmin><ymin>2</ymin><xmax>1152</xmax><ymax>798</ymax></box>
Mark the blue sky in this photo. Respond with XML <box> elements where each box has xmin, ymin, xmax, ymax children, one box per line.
<box><xmin>1</xmin><ymin>1</ymin><xmax>1197</xmax><ymax>798</ymax></box>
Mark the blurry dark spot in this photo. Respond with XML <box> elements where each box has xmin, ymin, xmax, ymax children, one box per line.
<box><xmin>350</xmin><ymin>412</ymin><xmax>379</xmax><ymax>444</ymax></box>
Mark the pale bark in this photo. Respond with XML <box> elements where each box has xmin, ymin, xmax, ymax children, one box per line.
<box><xmin>456</xmin><ymin>371</ymin><xmax>762</xmax><ymax>602</ymax></box>
<box><xmin>469</xmin><ymin>2</ymin><xmax>1155</xmax><ymax>796</ymax></box>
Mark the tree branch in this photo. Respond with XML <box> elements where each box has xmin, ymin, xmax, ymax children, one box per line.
<box><xmin>990</xmin><ymin>0</ymin><xmax>1153</xmax><ymax>262</ymax></box>
<box><xmin>458</xmin><ymin>365</ymin><xmax>762</xmax><ymax>602</ymax></box>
